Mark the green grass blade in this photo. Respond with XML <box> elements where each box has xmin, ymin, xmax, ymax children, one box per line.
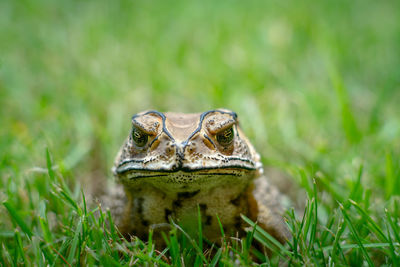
<box><xmin>14</xmin><ymin>229</ymin><xmax>27</xmax><ymax>265</ymax></box>
<box><xmin>386</xmin><ymin>222</ymin><xmax>400</xmax><ymax>265</ymax></box>
<box><xmin>163</xmin><ymin>227</ymin><xmax>180</xmax><ymax>267</ymax></box>
<box><xmin>349</xmin><ymin>164</ymin><xmax>364</xmax><ymax>203</ymax></box>
<box><xmin>324</xmin><ymin>242</ymin><xmax>400</xmax><ymax>251</ymax></box>
<box><xmin>299</xmin><ymin>168</ymin><xmax>312</xmax><ymax>196</ymax></box>
<box><xmin>46</xmin><ymin>148</ymin><xmax>56</xmax><ymax>181</ymax></box>
<box><xmin>349</xmin><ymin>199</ymin><xmax>388</xmax><ymax>242</ymax></box>
<box><xmin>309</xmin><ymin>179</ymin><xmax>318</xmax><ymax>255</ymax></box>
<box><xmin>54</xmin><ymin>185</ymin><xmax>80</xmax><ymax>213</ymax></box>
<box><xmin>340</xmin><ymin>203</ymin><xmax>374</xmax><ymax>267</ymax></box>
<box><xmin>385</xmin><ymin>152</ymin><xmax>395</xmax><ymax>199</ymax></box>
<box><xmin>1</xmin><ymin>243</ymin><xmax>13</xmax><ymax>266</ymax></box>
<box><xmin>331</xmin><ymin>215</ymin><xmax>347</xmax><ymax>263</ymax></box>
<box><xmin>38</xmin><ymin>200</ymin><xmax>53</xmax><ymax>244</ymax></box>
<box><xmin>41</xmin><ymin>246</ymin><xmax>55</xmax><ymax>266</ymax></box>
<box><xmin>241</xmin><ymin>214</ymin><xmax>291</xmax><ymax>257</ymax></box>
<box><xmin>210</xmin><ymin>248</ymin><xmax>222</xmax><ymax>267</ymax></box>
<box><xmin>99</xmin><ymin>253</ymin><xmax>125</xmax><ymax>267</ymax></box>
<box><xmin>67</xmin><ymin>218</ymin><xmax>82</xmax><ymax>264</ymax></box>
<box><xmin>81</xmin><ymin>189</ymin><xmax>87</xmax><ymax>216</ymax></box>
<box><xmin>330</xmin><ymin>66</ymin><xmax>361</xmax><ymax>144</ymax></box>
<box><xmin>32</xmin><ymin>236</ymin><xmax>45</xmax><ymax>267</ymax></box>
<box><xmin>171</xmin><ymin>221</ymin><xmax>207</xmax><ymax>264</ymax></box>
<box><xmin>147</xmin><ymin>228</ymin><xmax>154</xmax><ymax>257</ymax></box>
<box><xmin>385</xmin><ymin>208</ymin><xmax>400</xmax><ymax>244</ymax></box>
<box><xmin>304</xmin><ymin>198</ymin><xmax>315</xmax><ymax>255</ymax></box>
<box><xmin>106</xmin><ymin>209</ymin><xmax>118</xmax><ymax>242</ymax></box>
<box><xmin>3</xmin><ymin>201</ymin><xmax>33</xmax><ymax>239</ymax></box>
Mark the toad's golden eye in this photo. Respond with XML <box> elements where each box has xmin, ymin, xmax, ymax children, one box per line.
<box><xmin>216</xmin><ymin>127</ymin><xmax>234</xmax><ymax>146</ymax></box>
<box><xmin>132</xmin><ymin>127</ymin><xmax>148</xmax><ymax>147</ymax></box>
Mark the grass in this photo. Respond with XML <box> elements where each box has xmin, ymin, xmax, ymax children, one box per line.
<box><xmin>1</xmin><ymin>0</ymin><xmax>400</xmax><ymax>265</ymax></box>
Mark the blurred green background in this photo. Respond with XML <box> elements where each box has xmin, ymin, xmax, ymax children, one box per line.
<box><xmin>1</xmin><ymin>0</ymin><xmax>399</xmax><ymax>207</ymax></box>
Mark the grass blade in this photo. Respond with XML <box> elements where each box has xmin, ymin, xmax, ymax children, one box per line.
<box><xmin>386</xmin><ymin>222</ymin><xmax>400</xmax><ymax>265</ymax></box>
<box><xmin>349</xmin><ymin>199</ymin><xmax>387</xmax><ymax>242</ymax></box>
<box><xmin>385</xmin><ymin>208</ymin><xmax>400</xmax><ymax>244</ymax></box>
<box><xmin>210</xmin><ymin>248</ymin><xmax>222</xmax><ymax>267</ymax></box>
<box><xmin>46</xmin><ymin>148</ymin><xmax>56</xmax><ymax>181</ymax></box>
<box><xmin>324</xmin><ymin>242</ymin><xmax>400</xmax><ymax>251</ymax></box>
<box><xmin>330</xmin><ymin>66</ymin><xmax>361</xmax><ymax>144</ymax></box>
<box><xmin>385</xmin><ymin>152</ymin><xmax>396</xmax><ymax>199</ymax></box>
<box><xmin>67</xmin><ymin>218</ymin><xmax>82</xmax><ymax>264</ymax></box>
<box><xmin>14</xmin><ymin>229</ymin><xmax>27</xmax><ymax>264</ymax></box>
<box><xmin>38</xmin><ymin>200</ymin><xmax>53</xmax><ymax>244</ymax></box>
<box><xmin>3</xmin><ymin>201</ymin><xmax>33</xmax><ymax>239</ymax></box>
<box><xmin>340</xmin><ymin>203</ymin><xmax>373</xmax><ymax>267</ymax></box>
<box><xmin>349</xmin><ymin>164</ymin><xmax>364</xmax><ymax>203</ymax></box>
<box><xmin>331</xmin><ymin>215</ymin><xmax>347</xmax><ymax>263</ymax></box>
<box><xmin>241</xmin><ymin>214</ymin><xmax>291</xmax><ymax>257</ymax></box>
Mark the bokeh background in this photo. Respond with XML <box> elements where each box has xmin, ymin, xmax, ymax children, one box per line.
<box><xmin>1</xmin><ymin>0</ymin><xmax>399</xmax><ymax>217</ymax></box>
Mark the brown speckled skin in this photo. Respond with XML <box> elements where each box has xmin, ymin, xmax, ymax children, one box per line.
<box><xmin>105</xmin><ymin>109</ymin><xmax>289</xmax><ymax>244</ymax></box>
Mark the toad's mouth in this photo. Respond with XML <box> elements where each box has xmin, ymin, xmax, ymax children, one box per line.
<box><xmin>115</xmin><ymin>166</ymin><xmax>256</xmax><ymax>181</ymax></box>
<box><xmin>114</xmin><ymin>157</ymin><xmax>258</xmax><ymax>179</ymax></box>
<box><xmin>113</xmin><ymin>160</ymin><xmax>260</xmax><ymax>193</ymax></box>
<box><xmin>121</xmin><ymin>169</ymin><xmax>248</xmax><ymax>181</ymax></box>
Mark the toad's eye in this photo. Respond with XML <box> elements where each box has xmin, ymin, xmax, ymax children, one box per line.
<box><xmin>216</xmin><ymin>127</ymin><xmax>234</xmax><ymax>146</ymax></box>
<box><xmin>132</xmin><ymin>127</ymin><xmax>148</xmax><ymax>147</ymax></box>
